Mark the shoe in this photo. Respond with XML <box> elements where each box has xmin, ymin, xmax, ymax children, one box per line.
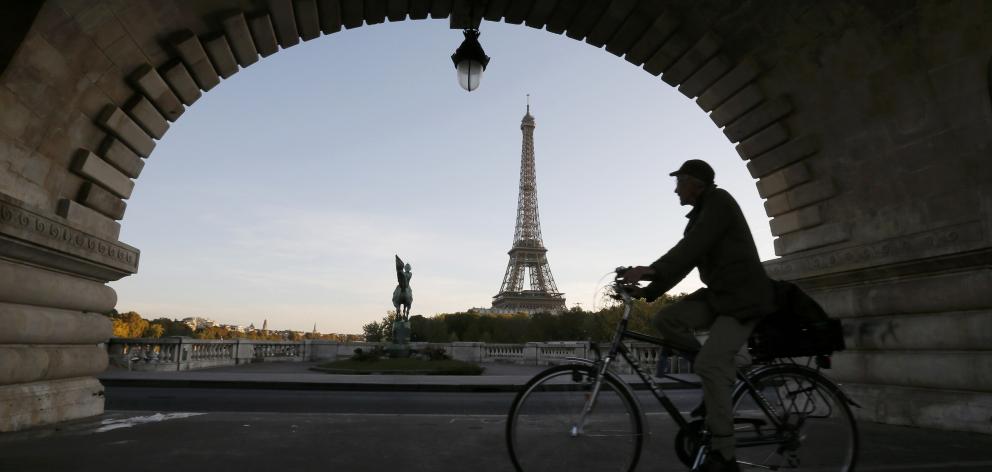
<box><xmin>700</xmin><ymin>453</ymin><xmax>740</xmax><ymax>472</ymax></box>
<box><xmin>690</xmin><ymin>400</ymin><xmax>706</xmax><ymax>418</ymax></box>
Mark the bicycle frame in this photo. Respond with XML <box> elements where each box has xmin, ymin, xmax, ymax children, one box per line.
<box><xmin>574</xmin><ymin>284</ymin><xmax>789</xmax><ymax>447</ymax></box>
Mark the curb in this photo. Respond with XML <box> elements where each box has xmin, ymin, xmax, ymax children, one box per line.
<box><xmin>98</xmin><ymin>378</ymin><xmax>699</xmax><ymax>393</ymax></box>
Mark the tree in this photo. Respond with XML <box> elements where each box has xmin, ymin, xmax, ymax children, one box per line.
<box><xmin>362</xmin><ymin>321</ymin><xmax>383</xmax><ymax>342</ymax></box>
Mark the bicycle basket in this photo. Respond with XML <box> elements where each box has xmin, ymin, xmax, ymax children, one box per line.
<box><xmin>748</xmin><ymin>312</ymin><xmax>845</xmax><ymax>362</ymax></box>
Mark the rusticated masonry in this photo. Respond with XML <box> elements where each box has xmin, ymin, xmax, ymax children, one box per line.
<box><xmin>2</xmin><ymin>0</ymin><xmax>991</xmax><ymax>437</ymax></box>
<box><xmin>47</xmin><ymin>0</ymin><xmax>837</xmax><ymax>258</ymax></box>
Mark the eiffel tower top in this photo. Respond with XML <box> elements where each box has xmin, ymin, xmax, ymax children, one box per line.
<box><xmin>491</xmin><ymin>101</ymin><xmax>565</xmax><ymax>313</ymax></box>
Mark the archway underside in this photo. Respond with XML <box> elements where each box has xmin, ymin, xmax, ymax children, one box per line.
<box><xmin>0</xmin><ymin>0</ymin><xmax>989</xmax><ymax>435</ymax></box>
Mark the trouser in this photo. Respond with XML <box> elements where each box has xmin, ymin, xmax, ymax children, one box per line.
<box><xmin>653</xmin><ymin>299</ymin><xmax>758</xmax><ymax>459</ymax></box>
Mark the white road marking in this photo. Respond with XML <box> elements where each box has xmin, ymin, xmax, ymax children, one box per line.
<box><xmin>94</xmin><ymin>412</ymin><xmax>206</xmax><ymax>433</ymax></box>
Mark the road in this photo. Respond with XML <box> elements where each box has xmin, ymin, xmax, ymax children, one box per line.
<box><xmin>2</xmin><ymin>385</ymin><xmax>992</xmax><ymax>472</ymax></box>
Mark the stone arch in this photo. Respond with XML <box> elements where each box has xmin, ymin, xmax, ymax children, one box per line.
<box><xmin>23</xmin><ymin>0</ymin><xmax>831</xmax><ymax>257</ymax></box>
<box><xmin>1</xmin><ymin>0</ymin><xmax>991</xmax><ymax>435</ymax></box>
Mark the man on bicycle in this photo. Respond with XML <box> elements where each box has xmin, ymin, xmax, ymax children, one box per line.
<box><xmin>622</xmin><ymin>159</ymin><xmax>775</xmax><ymax>472</ymax></box>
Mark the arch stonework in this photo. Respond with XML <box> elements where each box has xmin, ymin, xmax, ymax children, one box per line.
<box><xmin>0</xmin><ymin>0</ymin><xmax>989</xmax><ymax>433</ymax></box>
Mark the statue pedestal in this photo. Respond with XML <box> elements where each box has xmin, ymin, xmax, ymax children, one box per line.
<box><xmin>387</xmin><ymin>320</ymin><xmax>411</xmax><ymax>358</ymax></box>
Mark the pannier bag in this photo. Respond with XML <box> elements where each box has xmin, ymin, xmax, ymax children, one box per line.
<box><xmin>748</xmin><ymin>280</ymin><xmax>846</xmax><ymax>362</ymax></box>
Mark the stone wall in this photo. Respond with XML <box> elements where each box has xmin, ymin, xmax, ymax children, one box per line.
<box><xmin>0</xmin><ymin>0</ymin><xmax>989</xmax><ymax>433</ymax></box>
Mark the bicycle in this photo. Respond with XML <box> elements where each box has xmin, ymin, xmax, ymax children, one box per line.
<box><xmin>505</xmin><ymin>269</ymin><xmax>859</xmax><ymax>471</ymax></box>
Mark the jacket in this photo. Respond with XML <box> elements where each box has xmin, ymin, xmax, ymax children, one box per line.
<box><xmin>643</xmin><ymin>186</ymin><xmax>775</xmax><ymax>321</ymax></box>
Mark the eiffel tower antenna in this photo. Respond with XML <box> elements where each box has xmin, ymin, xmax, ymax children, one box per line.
<box><xmin>492</xmin><ymin>101</ymin><xmax>566</xmax><ymax>313</ymax></box>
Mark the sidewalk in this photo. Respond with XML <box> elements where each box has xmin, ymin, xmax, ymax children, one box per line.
<box><xmin>98</xmin><ymin>360</ymin><xmax>701</xmax><ymax>391</ymax></box>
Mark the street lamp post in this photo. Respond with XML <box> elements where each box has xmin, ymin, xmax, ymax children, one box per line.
<box><xmin>451</xmin><ymin>29</ymin><xmax>490</xmax><ymax>92</ymax></box>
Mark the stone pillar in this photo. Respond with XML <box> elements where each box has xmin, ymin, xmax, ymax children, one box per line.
<box><xmin>449</xmin><ymin>342</ymin><xmax>482</xmax><ymax>363</ymax></box>
<box><xmin>522</xmin><ymin>342</ymin><xmax>540</xmax><ymax>365</ymax></box>
<box><xmin>0</xmin><ymin>195</ymin><xmax>138</xmax><ymax>432</ymax></box>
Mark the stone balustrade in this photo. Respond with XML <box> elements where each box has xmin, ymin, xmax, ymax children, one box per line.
<box><xmin>105</xmin><ymin>338</ymin><xmax>695</xmax><ymax>373</ymax></box>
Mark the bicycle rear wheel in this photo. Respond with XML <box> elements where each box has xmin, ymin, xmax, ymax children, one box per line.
<box><xmin>732</xmin><ymin>364</ymin><xmax>858</xmax><ymax>471</ymax></box>
<box><xmin>506</xmin><ymin>364</ymin><xmax>643</xmax><ymax>472</ymax></box>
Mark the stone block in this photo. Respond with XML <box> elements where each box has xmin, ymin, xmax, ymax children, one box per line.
<box><xmin>0</xmin><ymin>345</ymin><xmax>107</xmax><ymax>386</ymax></box>
<box><xmin>0</xmin><ymin>377</ymin><xmax>105</xmax><ymax>433</ymax></box>
<box><xmin>124</xmin><ymin>96</ymin><xmax>168</xmax><ymax>140</ymax></box>
<box><xmin>564</xmin><ymin>1</ymin><xmax>609</xmax><ymax>41</ymax></box>
<box><xmin>365</xmin><ymin>0</ymin><xmax>388</xmax><ymax>24</ymax></box>
<box><xmin>831</xmin><ymin>351</ymin><xmax>992</xmax><ymax>394</ymax></box>
<box><xmin>709</xmin><ymin>84</ymin><xmax>763</xmax><ymax>128</ymax></box>
<box><xmin>57</xmin><ymin>199</ymin><xmax>121</xmax><ymax>240</ymax></box>
<box><xmin>812</xmin><ymin>268</ymin><xmax>992</xmax><ymax>319</ymax></box>
<box><xmin>340</xmin><ymin>0</ymin><xmax>363</xmax><ymax>28</ymax></box>
<box><xmin>100</xmin><ymin>137</ymin><xmax>144</xmax><ymax>179</ymax></box>
<box><xmin>72</xmin><ymin>150</ymin><xmax>134</xmax><ymax>199</ymax></box>
<box><xmin>603</xmin><ymin>5</ymin><xmax>653</xmax><ymax>57</ymax></box>
<box><xmin>77</xmin><ymin>181</ymin><xmax>126</xmax><ymax>220</ymax></box>
<box><xmin>764</xmin><ymin>178</ymin><xmax>833</xmax><ymax>216</ymax></box>
<box><xmin>130</xmin><ymin>64</ymin><xmax>184</xmax><ymax>122</ymax></box>
<box><xmin>161</xmin><ymin>61</ymin><xmax>201</xmax><ymax>106</ymax></box>
<box><xmin>0</xmin><ymin>303</ymin><xmax>111</xmax><ymax>344</ymax></box>
<box><xmin>678</xmin><ymin>54</ymin><xmax>733</xmax><ymax>99</ymax></box>
<box><xmin>172</xmin><ymin>31</ymin><xmax>220</xmax><ymax>91</ymax></box>
<box><xmin>624</xmin><ymin>10</ymin><xmax>679</xmax><ymax>66</ymax></box>
<box><xmin>735</xmin><ymin>123</ymin><xmax>789</xmax><ymax>160</ymax></box>
<box><xmin>544</xmin><ymin>0</ymin><xmax>579</xmax><ymax>34</ymax></box>
<box><xmin>773</xmin><ymin>222</ymin><xmax>847</xmax><ymax>255</ymax></box>
<box><xmin>203</xmin><ymin>35</ymin><xmax>238</xmax><ymax>79</ymax></box>
<box><xmin>723</xmin><ymin>96</ymin><xmax>792</xmax><ymax>143</ymax></box>
<box><xmin>248</xmin><ymin>14</ymin><xmax>279</xmax><ymax>57</ymax></box>
<box><xmin>843</xmin><ymin>383</ymin><xmax>992</xmax><ymax>434</ymax></box>
<box><xmin>696</xmin><ymin>57</ymin><xmax>760</xmax><ymax>112</ymax></box>
<box><xmin>387</xmin><ymin>0</ymin><xmax>409</xmax><ymax>22</ymax></box>
<box><xmin>409</xmin><ymin>0</ymin><xmax>431</xmax><ymax>21</ymax></box>
<box><xmin>661</xmin><ymin>32</ymin><xmax>721</xmax><ymax>86</ymax></box>
<box><xmin>0</xmin><ymin>259</ymin><xmax>117</xmax><ymax>313</ymax></box>
<box><xmin>585</xmin><ymin>0</ymin><xmax>636</xmax><ymax>48</ymax></box>
<box><xmin>843</xmin><ymin>310</ymin><xmax>992</xmax><ymax>351</ymax></box>
<box><xmin>524</xmin><ymin>0</ymin><xmax>558</xmax><ymax>29</ymax></box>
<box><xmin>221</xmin><ymin>12</ymin><xmax>259</xmax><ymax>68</ymax></box>
<box><xmin>449</xmin><ymin>0</ymin><xmax>476</xmax><ymax>29</ymax></box>
<box><xmin>97</xmin><ymin>107</ymin><xmax>155</xmax><ymax>159</ymax></box>
<box><xmin>429</xmin><ymin>0</ymin><xmax>452</xmax><ymax>19</ymax></box>
<box><xmin>294</xmin><ymin>0</ymin><xmax>321</xmax><ymax>40</ymax></box>
<box><xmin>756</xmin><ymin>161</ymin><xmax>811</xmax><ymax>198</ymax></box>
<box><xmin>0</xmin><ymin>87</ymin><xmax>35</xmax><ymax>144</ymax></box>
<box><xmin>267</xmin><ymin>0</ymin><xmax>301</xmax><ymax>47</ymax></box>
<box><xmin>318</xmin><ymin>0</ymin><xmax>344</xmax><ymax>33</ymax></box>
<box><xmin>769</xmin><ymin>204</ymin><xmax>821</xmax><ymax>236</ymax></box>
<box><xmin>503</xmin><ymin>0</ymin><xmax>532</xmax><ymax>25</ymax></box>
<box><xmin>746</xmin><ymin>135</ymin><xmax>818</xmax><ymax>178</ymax></box>
<box><xmin>642</xmin><ymin>32</ymin><xmax>690</xmax><ymax>76</ymax></box>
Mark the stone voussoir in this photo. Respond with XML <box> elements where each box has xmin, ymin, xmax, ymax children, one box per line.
<box><xmin>623</xmin><ymin>10</ymin><xmax>679</xmax><ymax>66</ymax></box>
<box><xmin>735</xmin><ymin>122</ymin><xmax>789</xmax><ymax>159</ymax></box>
<box><xmin>97</xmin><ymin>107</ymin><xmax>155</xmax><ymax>158</ymax></box>
<box><xmin>203</xmin><ymin>34</ymin><xmax>239</xmax><ymax>79</ymax></box>
<box><xmin>161</xmin><ymin>61</ymin><xmax>202</xmax><ymax>106</ymax></box>
<box><xmin>757</xmin><ymin>160</ymin><xmax>812</xmax><ymax>198</ymax></box>
<box><xmin>130</xmin><ymin>64</ymin><xmax>184</xmax><ymax>121</ymax></box>
<box><xmin>172</xmin><ymin>31</ymin><xmax>220</xmax><ymax>91</ymax></box>
<box><xmin>585</xmin><ymin>0</ymin><xmax>637</xmax><ymax>48</ymax></box>
<box><xmin>769</xmin><ymin>204</ymin><xmax>822</xmax><ymax>236</ymax></box>
<box><xmin>318</xmin><ymin>0</ymin><xmax>344</xmax><ymax>34</ymax></box>
<box><xmin>294</xmin><ymin>0</ymin><xmax>321</xmax><ymax>40</ymax></box>
<box><xmin>643</xmin><ymin>32</ymin><xmax>690</xmax><ymax>76</ymax></box>
<box><xmin>267</xmin><ymin>0</ymin><xmax>301</xmax><ymax>47</ymax></box>
<box><xmin>722</xmin><ymin>96</ymin><xmax>793</xmax><ymax>143</ymax></box>
<box><xmin>710</xmin><ymin>83</ymin><xmax>764</xmax><ymax>128</ymax></box>
<box><xmin>72</xmin><ymin>149</ymin><xmax>134</xmax><ymax>199</ymax></box>
<box><xmin>221</xmin><ymin>12</ymin><xmax>259</xmax><ymax>67</ymax></box>
<box><xmin>679</xmin><ymin>54</ymin><xmax>733</xmax><ymax>99</ymax></box>
<box><xmin>99</xmin><ymin>137</ymin><xmax>144</xmax><ymax>179</ymax></box>
<box><xmin>697</xmin><ymin>56</ymin><xmax>760</xmax><ymax>112</ymax></box>
<box><xmin>56</xmin><ymin>199</ymin><xmax>121</xmax><ymax>241</ymax></box>
<box><xmin>77</xmin><ymin>181</ymin><xmax>126</xmax><ymax>221</ymax></box>
<box><xmin>764</xmin><ymin>178</ymin><xmax>834</xmax><ymax>217</ymax></box>
<box><xmin>773</xmin><ymin>221</ymin><xmax>848</xmax><ymax>255</ymax></box>
<box><xmin>746</xmin><ymin>135</ymin><xmax>819</xmax><ymax>178</ymax></box>
<box><xmin>661</xmin><ymin>32</ymin><xmax>721</xmax><ymax>86</ymax></box>
<box><xmin>124</xmin><ymin>96</ymin><xmax>169</xmax><ymax>140</ymax></box>
<box><xmin>248</xmin><ymin>14</ymin><xmax>279</xmax><ymax>57</ymax></box>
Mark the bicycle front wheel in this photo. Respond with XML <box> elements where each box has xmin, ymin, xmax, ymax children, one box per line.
<box><xmin>506</xmin><ymin>364</ymin><xmax>643</xmax><ymax>472</ymax></box>
<box><xmin>732</xmin><ymin>364</ymin><xmax>859</xmax><ymax>471</ymax></box>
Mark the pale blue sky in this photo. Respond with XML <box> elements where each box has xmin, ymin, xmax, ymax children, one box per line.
<box><xmin>109</xmin><ymin>19</ymin><xmax>775</xmax><ymax>334</ymax></box>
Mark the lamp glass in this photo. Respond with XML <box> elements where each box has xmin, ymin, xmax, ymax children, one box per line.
<box><xmin>456</xmin><ymin>60</ymin><xmax>484</xmax><ymax>92</ymax></box>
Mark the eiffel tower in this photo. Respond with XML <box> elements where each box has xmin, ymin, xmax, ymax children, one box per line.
<box><xmin>492</xmin><ymin>101</ymin><xmax>566</xmax><ymax>313</ymax></box>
